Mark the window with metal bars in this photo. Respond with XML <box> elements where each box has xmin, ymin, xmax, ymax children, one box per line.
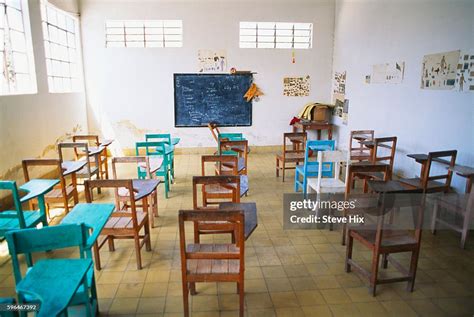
<box><xmin>0</xmin><ymin>0</ymin><xmax>36</xmax><ymax>95</ymax></box>
<box><xmin>105</xmin><ymin>20</ymin><xmax>183</xmax><ymax>48</ymax></box>
<box><xmin>239</xmin><ymin>21</ymin><xmax>312</xmax><ymax>49</ymax></box>
<box><xmin>40</xmin><ymin>1</ymin><xmax>82</xmax><ymax>93</ymax></box>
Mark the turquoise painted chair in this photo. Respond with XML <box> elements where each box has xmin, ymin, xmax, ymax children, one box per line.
<box><xmin>136</xmin><ymin>141</ymin><xmax>171</xmax><ymax>198</ymax></box>
<box><xmin>218</xmin><ymin>133</ymin><xmax>245</xmax><ymax>155</ymax></box>
<box><xmin>145</xmin><ymin>134</ymin><xmax>175</xmax><ymax>180</ymax></box>
<box><xmin>6</xmin><ymin>224</ymin><xmax>98</xmax><ymax>317</ymax></box>
<box><xmin>0</xmin><ymin>180</ymin><xmax>57</xmax><ymax>242</ymax></box>
<box><xmin>294</xmin><ymin>140</ymin><xmax>335</xmax><ymax>196</ymax></box>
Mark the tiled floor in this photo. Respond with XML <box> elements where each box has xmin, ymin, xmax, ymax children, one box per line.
<box><xmin>1</xmin><ymin>152</ymin><xmax>474</xmax><ymax>316</ymax></box>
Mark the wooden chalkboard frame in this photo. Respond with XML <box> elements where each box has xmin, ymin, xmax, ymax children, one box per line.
<box><xmin>173</xmin><ymin>73</ymin><xmax>253</xmax><ymax>128</ymax></box>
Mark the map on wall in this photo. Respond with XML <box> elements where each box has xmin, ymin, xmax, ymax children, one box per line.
<box><xmin>421</xmin><ymin>50</ymin><xmax>460</xmax><ymax>90</ymax></box>
<box><xmin>283</xmin><ymin>76</ymin><xmax>310</xmax><ymax>96</ymax></box>
<box><xmin>370</xmin><ymin>61</ymin><xmax>405</xmax><ymax>84</ymax></box>
<box><xmin>198</xmin><ymin>49</ymin><xmax>227</xmax><ymax>73</ymax></box>
<box><xmin>455</xmin><ymin>51</ymin><xmax>474</xmax><ymax>92</ymax></box>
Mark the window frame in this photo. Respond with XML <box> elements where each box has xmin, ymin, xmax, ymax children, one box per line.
<box><xmin>0</xmin><ymin>0</ymin><xmax>37</xmax><ymax>96</ymax></box>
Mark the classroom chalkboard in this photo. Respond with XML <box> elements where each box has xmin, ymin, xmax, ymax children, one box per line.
<box><xmin>174</xmin><ymin>73</ymin><xmax>253</xmax><ymax>127</ymax></box>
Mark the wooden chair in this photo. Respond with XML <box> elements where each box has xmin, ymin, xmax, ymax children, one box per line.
<box><xmin>399</xmin><ymin>150</ymin><xmax>457</xmax><ymax>193</ymax></box>
<box><xmin>350</xmin><ymin>130</ymin><xmax>374</xmax><ymax>161</ymax></box>
<box><xmin>22</xmin><ymin>158</ymin><xmax>79</xmax><ymax>214</ymax></box>
<box><xmin>58</xmin><ymin>142</ymin><xmax>101</xmax><ymax>194</ymax></box>
<box><xmin>208</xmin><ymin>122</ymin><xmax>221</xmax><ymax>143</ymax></box>
<box><xmin>112</xmin><ymin>156</ymin><xmax>160</xmax><ymax>228</ymax></box>
<box><xmin>84</xmin><ymin>179</ymin><xmax>152</xmax><ymax>270</ymax></box>
<box><xmin>276</xmin><ymin>132</ymin><xmax>307</xmax><ymax>182</ymax></box>
<box><xmin>307</xmin><ymin>150</ymin><xmax>349</xmax><ymax>194</ymax></box>
<box><xmin>345</xmin><ymin>193</ymin><xmax>425</xmax><ymax>296</ymax></box>
<box><xmin>431</xmin><ymin>184</ymin><xmax>474</xmax><ymax>248</ymax></box>
<box><xmin>0</xmin><ymin>180</ymin><xmax>52</xmax><ymax>241</ymax></box>
<box><xmin>219</xmin><ymin>140</ymin><xmax>249</xmax><ymax>175</ymax></box>
<box><xmin>201</xmin><ymin>155</ymin><xmax>248</xmax><ymax>203</ymax></box>
<box><xmin>294</xmin><ymin>140</ymin><xmax>335</xmax><ymax>196</ymax></box>
<box><xmin>179</xmin><ymin>209</ymin><xmax>245</xmax><ymax>317</ymax></box>
<box><xmin>136</xmin><ymin>141</ymin><xmax>172</xmax><ymax>198</ymax></box>
<box><xmin>353</xmin><ymin>136</ymin><xmax>397</xmax><ymax>192</ymax></box>
<box><xmin>192</xmin><ymin>175</ymin><xmax>240</xmax><ymax>243</ymax></box>
<box><xmin>6</xmin><ymin>223</ymin><xmax>97</xmax><ymax>316</ymax></box>
<box><xmin>72</xmin><ymin>135</ymin><xmax>109</xmax><ymax>180</ymax></box>
<box><xmin>145</xmin><ymin>133</ymin><xmax>175</xmax><ymax>180</ymax></box>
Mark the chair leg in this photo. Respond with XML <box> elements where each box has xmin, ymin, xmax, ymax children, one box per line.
<box><xmin>282</xmin><ymin>162</ymin><xmax>286</xmax><ymax>182</ymax></box>
<box><xmin>190</xmin><ymin>282</ymin><xmax>197</xmax><ymax>295</ymax></box>
<box><xmin>143</xmin><ymin>197</ymin><xmax>153</xmax><ymax>228</ymax></box>
<box><xmin>345</xmin><ymin>235</ymin><xmax>353</xmax><ymax>272</ymax></box>
<box><xmin>431</xmin><ymin>202</ymin><xmax>438</xmax><ymax>235</ymax></box>
<box><xmin>369</xmin><ymin>251</ymin><xmax>380</xmax><ymax>296</ymax></box>
<box><xmin>461</xmin><ymin>217</ymin><xmax>469</xmax><ymax>249</ymax></box>
<box><xmin>144</xmin><ymin>220</ymin><xmax>152</xmax><ymax>252</ymax></box>
<box><xmin>108</xmin><ymin>236</ymin><xmax>115</xmax><ymax>251</ymax></box>
<box><xmin>134</xmin><ymin>234</ymin><xmax>142</xmax><ymax>270</ymax></box>
<box><xmin>276</xmin><ymin>157</ymin><xmax>280</xmax><ymax>177</ymax></box>
<box><xmin>238</xmin><ymin>280</ymin><xmax>244</xmax><ymax>317</ymax></box>
<box><xmin>407</xmin><ymin>249</ymin><xmax>420</xmax><ymax>292</ymax></box>
<box><xmin>93</xmin><ymin>242</ymin><xmax>102</xmax><ymax>270</ymax></box>
<box><xmin>182</xmin><ymin>279</ymin><xmax>190</xmax><ymax>317</ymax></box>
<box><xmin>341</xmin><ymin>223</ymin><xmax>347</xmax><ymax>246</ymax></box>
<box><xmin>382</xmin><ymin>254</ymin><xmax>388</xmax><ymax>269</ymax></box>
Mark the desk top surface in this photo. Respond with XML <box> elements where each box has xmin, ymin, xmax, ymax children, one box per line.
<box><xmin>218</xmin><ymin>202</ymin><xmax>257</xmax><ymax>240</ymax></box>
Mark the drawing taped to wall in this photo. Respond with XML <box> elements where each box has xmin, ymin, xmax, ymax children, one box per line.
<box><xmin>283</xmin><ymin>76</ymin><xmax>310</xmax><ymax>96</ymax></box>
<box><xmin>421</xmin><ymin>50</ymin><xmax>460</xmax><ymax>90</ymax></box>
<box><xmin>331</xmin><ymin>71</ymin><xmax>348</xmax><ymax>123</ymax></box>
<box><xmin>370</xmin><ymin>61</ymin><xmax>405</xmax><ymax>84</ymax></box>
<box><xmin>455</xmin><ymin>51</ymin><xmax>474</xmax><ymax>92</ymax></box>
<box><xmin>198</xmin><ymin>49</ymin><xmax>227</xmax><ymax>72</ymax></box>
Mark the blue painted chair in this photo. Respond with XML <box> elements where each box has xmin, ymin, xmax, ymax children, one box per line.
<box><xmin>6</xmin><ymin>224</ymin><xmax>98</xmax><ymax>317</ymax></box>
<box><xmin>136</xmin><ymin>141</ymin><xmax>171</xmax><ymax>198</ymax></box>
<box><xmin>294</xmin><ymin>140</ymin><xmax>335</xmax><ymax>196</ymax></box>
<box><xmin>145</xmin><ymin>134</ymin><xmax>175</xmax><ymax>180</ymax></box>
<box><xmin>0</xmin><ymin>180</ymin><xmax>57</xmax><ymax>242</ymax></box>
<box><xmin>218</xmin><ymin>133</ymin><xmax>245</xmax><ymax>155</ymax></box>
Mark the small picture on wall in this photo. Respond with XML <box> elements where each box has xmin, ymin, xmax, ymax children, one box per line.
<box><xmin>420</xmin><ymin>50</ymin><xmax>460</xmax><ymax>90</ymax></box>
<box><xmin>198</xmin><ymin>49</ymin><xmax>227</xmax><ymax>73</ymax></box>
<box><xmin>283</xmin><ymin>76</ymin><xmax>310</xmax><ymax>96</ymax></box>
<box><xmin>455</xmin><ymin>51</ymin><xmax>474</xmax><ymax>92</ymax></box>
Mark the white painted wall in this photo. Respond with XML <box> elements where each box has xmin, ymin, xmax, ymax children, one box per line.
<box><xmin>79</xmin><ymin>0</ymin><xmax>335</xmax><ymax>149</ymax></box>
<box><xmin>331</xmin><ymin>0</ymin><xmax>474</xmax><ymax>191</ymax></box>
<box><xmin>0</xmin><ymin>0</ymin><xmax>87</xmax><ymax>182</ymax></box>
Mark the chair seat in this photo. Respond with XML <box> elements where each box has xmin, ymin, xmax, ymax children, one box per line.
<box><xmin>76</xmin><ymin>165</ymin><xmax>99</xmax><ymax>177</ymax></box>
<box><xmin>295</xmin><ymin>164</ymin><xmax>332</xmax><ymax>175</ymax></box>
<box><xmin>103</xmin><ymin>212</ymin><xmax>147</xmax><ymax>230</ymax></box>
<box><xmin>350</xmin><ymin>150</ymin><xmax>371</xmax><ymax>160</ymax></box>
<box><xmin>138</xmin><ymin>157</ymin><xmax>164</xmax><ymax>174</ymax></box>
<box><xmin>276</xmin><ymin>152</ymin><xmax>305</xmax><ymax>162</ymax></box>
<box><xmin>0</xmin><ymin>211</ymin><xmax>44</xmax><ymax>232</ymax></box>
<box><xmin>398</xmin><ymin>177</ymin><xmax>447</xmax><ymax>190</ymax></box>
<box><xmin>307</xmin><ymin>178</ymin><xmax>346</xmax><ymax>193</ymax></box>
<box><xmin>351</xmin><ymin>225</ymin><xmax>417</xmax><ymax>248</ymax></box>
<box><xmin>353</xmin><ymin>171</ymin><xmax>385</xmax><ymax>180</ymax></box>
<box><xmin>186</xmin><ymin>243</ymin><xmax>240</xmax><ymax>275</ymax></box>
<box><xmin>45</xmin><ymin>185</ymin><xmax>75</xmax><ymax>199</ymax></box>
<box><xmin>222</xmin><ymin>157</ymin><xmax>246</xmax><ymax>173</ymax></box>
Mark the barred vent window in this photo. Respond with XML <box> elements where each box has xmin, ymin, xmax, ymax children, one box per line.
<box><xmin>239</xmin><ymin>21</ymin><xmax>312</xmax><ymax>49</ymax></box>
<box><xmin>105</xmin><ymin>20</ymin><xmax>183</xmax><ymax>48</ymax></box>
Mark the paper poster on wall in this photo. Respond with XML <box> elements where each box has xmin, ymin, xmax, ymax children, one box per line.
<box><xmin>332</xmin><ymin>71</ymin><xmax>346</xmax><ymax>103</ymax></box>
<box><xmin>421</xmin><ymin>50</ymin><xmax>460</xmax><ymax>90</ymax></box>
<box><xmin>198</xmin><ymin>49</ymin><xmax>227</xmax><ymax>73</ymax></box>
<box><xmin>283</xmin><ymin>76</ymin><xmax>310</xmax><ymax>96</ymax></box>
<box><xmin>370</xmin><ymin>61</ymin><xmax>405</xmax><ymax>84</ymax></box>
<box><xmin>455</xmin><ymin>51</ymin><xmax>474</xmax><ymax>92</ymax></box>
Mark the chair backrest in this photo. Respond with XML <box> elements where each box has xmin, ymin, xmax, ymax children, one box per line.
<box><xmin>6</xmin><ymin>223</ymin><xmax>87</xmax><ymax>283</ymax></box>
<box><xmin>423</xmin><ymin>150</ymin><xmax>457</xmax><ymax>192</ymax></box>
<box><xmin>304</xmin><ymin>140</ymin><xmax>335</xmax><ymax>172</ymax></box>
<box><xmin>192</xmin><ymin>176</ymin><xmax>240</xmax><ymax>209</ymax></box>
<box><xmin>72</xmin><ymin>135</ymin><xmax>100</xmax><ymax>159</ymax></box>
<box><xmin>178</xmin><ymin>209</ymin><xmax>245</xmax><ymax>275</ymax></box>
<box><xmin>112</xmin><ymin>156</ymin><xmax>152</xmax><ymax>179</ymax></box>
<box><xmin>84</xmin><ymin>179</ymin><xmax>139</xmax><ymax>226</ymax></box>
<box><xmin>58</xmin><ymin>142</ymin><xmax>92</xmax><ymax>175</ymax></box>
<box><xmin>0</xmin><ymin>181</ymin><xmax>25</xmax><ymax>228</ymax></box>
<box><xmin>145</xmin><ymin>133</ymin><xmax>171</xmax><ymax>145</ymax></box>
<box><xmin>208</xmin><ymin>122</ymin><xmax>221</xmax><ymax>142</ymax></box>
<box><xmin>201</xmin><ymin>155</ymin><xmax>238</xmax><ymax>176</ymax></box>
<box><xmin>282</xmin><ymin>132</ymin><xmax>307</xmax><ymax>157</ymax></box>
<box><xmin>316</xmin><ymin>150</ymin><xmax>350</xmax><ymax>191</ymax></box>
<box><xmin>135</xmin><ymin>141</ymin><xmax>169</xmax><ymax>162</ymax></box>
<box><xmin>350</xmin><ymin>130</ymin><xmax>374</xmax><ymax>157</ymax></box>
<box><xmin>22</xmin><ymin>158</ymin><xmax>65</xmax><ymax>190</ymax></box>
<box><xmin>219</xmin><ymin>140</ymin><xmax>248</xmax><ymax>171</ymax></box>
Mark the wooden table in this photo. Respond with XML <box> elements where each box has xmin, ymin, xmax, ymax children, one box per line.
<box><xmin>16</xmin><ymin>259</ymin><xmax>92</xmax><ymax>317</ymax></box>
<box><xmin>346</xmin><ymin>162</ymin><xmax>390</xmax><ymax>195</ymax></box>
<box><xmin>218</xmin><ymin>202</ymin><xmax>257</xmax><ymax>240</ymax></box>
<box><xmin>448</xmin><ymin>165</ymin><xmax>474</xmax><ymax>193</ymax></box>
<box><xmin>61</xmin><ymin>203</ymin><xmax>115</xmax><ymax>249</ymax></box>
<box><xmin>292</xmin><ymin>121</ymin><xmax>333</xmax><ymax>140</ymax></box>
